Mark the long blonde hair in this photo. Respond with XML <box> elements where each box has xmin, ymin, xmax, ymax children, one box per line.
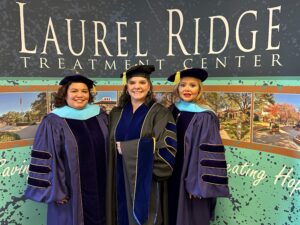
<box><xmin>173</xmin><ymin>79</ymin><xmax>208</xmax><ymax>106</ymax></box>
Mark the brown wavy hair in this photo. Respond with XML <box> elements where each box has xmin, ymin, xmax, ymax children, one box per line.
<box><xmin>53</xmin><ymin>81</ymin><xmax>95</xmax><ymax>108</ymax></box>
<box><xmin>118</xmin><ymin>78</ymin><xmax>155</xmax><ymax>108</ymax></box>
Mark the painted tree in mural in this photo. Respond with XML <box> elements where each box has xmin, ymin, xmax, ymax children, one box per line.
<box><xmin>254</xmin><ymin>94</ymin><xmax>299</xmax><ymax>125</ymax></box>
<box><xmin>0</xmin><ymin>112</ymin><xmax>22</xmax><ymax>142</ymax></box>
<box><xmin>30</xmin><ymin>93</ymin><xmax>47</xmax><ymax>121</ymax></box>
<box><xmin>276</xmin><ymin>104</ymin><xmax>298</xmax><ymax>124</ymax></box>
<box><xmin>204</xmin><ymin>92</ymin><xmax>227</xmax><ymax>112</ymax></box>
<box><xmin>265</xmin><ymin>103</ymin><xmax>280</xmax><ymax>120</ymax></box>
<box><xmin>253</xmin><ymin>93</ymin><xmax>275</xmax><ymax>122</ymax></box>
<box><xmin>254</xmin><ymin>93</ymin><xmax>275</xmax><ymax>110</ymax></box>
<box><xmin>226</xmin><ymin>93</ymin><xmax>251</xmax><ymax>114</ymax></box>
<box><xmin>204</xmin><ymin>92</ymin><xmax>251</xmax><ymax>141</ymax></box>
<box><xmin>224</xmin><ymin>93</ymin><xmax>251</xmax><ymax>141</ymax></box>
<box><xmin>0</xmin><ymin>111</ymin><xmax>23</xmax><ymax>125</ymax></box>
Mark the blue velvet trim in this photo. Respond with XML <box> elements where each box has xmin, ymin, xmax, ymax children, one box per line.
<box><xmin>165</xmin><ymin>136</ymin><xmax>177</xmax><ymax>151</ymax></box>
<box><xmin>202</xmin><ymin>175</ymin><xmax>228</xmax><ymax>185</ymax></box>
<box><xmin>31</xmin><ymin>150</ymin><xmax>51</xmax><ymax>159</ymax></box>
<box><xmin>28</xmin><ymin>177</ymin><xmax>51</xmax><ymax>188</ymax></box>
<box><xmin>29</xmin><ymin>164</ymin><xmax>51</xmax><ymax>174</ymax></box>
<box><xmin>116</xmin><ymin>103</ymin><xmax>148</xmax><ymax>141</ymax></box>
<box><xmin>66</xmin><ymin>117</ymin><xmax>107</xmax><ymax>224</ymax></box>
<box><xmin>133</xmin><ymin>138</ymin><xmax>154</xmax><ymax>225</ymax></box>
<box><xmin>175</xmin><ymin>100</ymin><xmax>214</xmax><ymax>113</ymax></box>
<box><xmin>159</xmin><ymin>148</ymin><xmax>175</xmax><ymax>168</ymax></box>
<box><xmin>200</xmin><ymin>144</ymin><xmax>225</xmax><ymax>153</ymax></box>
<box><xmin>200</xmin><ymin>160</ymin><xmax>227</xmax><ymax>168</ymax></box>
<box><xmin>165</xmin><ymin>122</ymin><xmax>176</xmax><ymax>134</ymax></box>
<box><xmin>52</xmin><ymin>104</ymin><xmax>100</xmax><ymax>120</ymax></box>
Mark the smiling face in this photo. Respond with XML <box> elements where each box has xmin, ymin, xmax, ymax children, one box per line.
<box><xmin>127</xmin><ymin>76</ymin><xmax>150</xmax><ymax>104</ymax></box>
<box><xmin>178</xmin><ymin>77</ymin><xmax>201</xmax><ymax>102</ymax></box>
<box><xmin>65</xmin><ymin>82</ymin><xmax>90</xmax><ymax>109</ymax></box>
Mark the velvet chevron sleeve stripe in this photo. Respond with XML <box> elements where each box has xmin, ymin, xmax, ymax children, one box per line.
<box><xmin>165</xmin><ymin>122</ymin><xmax>176</xmax><ymax>134</ymax></box>
<box><xmin>165</xmin><ymin>136</ymin><xmax>177</xmax><ymax>152</ymax></box>
<box><xmin>28</xmin><ymin>177</ymin><xmax>51</xmax><ymax>188</ymax></box>
<box><xmin>29</xmin><ymin>164</ymin><xmax>52</xmax><ymax>174</ymax></box>
<box><xmin>31</xmin><ymin>149</ymin><xmax>52</xmax><ymax>159</ymax></box>
<box><xmin>202</xmin><ymin>174</ymin><xmax>228</xmax><ymax>185</ymax></box>
<box><xmin>158</xmin><ymin>147</ymin><xmax>176</xmax><ymax>168</ymax></box>
<box><xmin>200</xmin><ymin>159</ymin><xmax>227</xmax><ymax>169</ymax></box>
<box><xmin>200</xmin><ymin>143</ymin><xmax>225</xmax><ymax>153</ymax></box>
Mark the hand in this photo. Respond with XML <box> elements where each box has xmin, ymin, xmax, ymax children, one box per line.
<box><xmin>56</xmin><ymin>197</ymin><xmax>69</xmax><ymax>205</ymax></box>
<box><xmin>188</xmin><ymin>193</ymin><xmax>201</xmax><ymax>200</ymax></box>
<box><xmin>116</xmin><ymin>142</ymin><xmax>122</xmax><ymax>154</ymax></box>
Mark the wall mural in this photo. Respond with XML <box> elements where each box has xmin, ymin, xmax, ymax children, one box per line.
<box><xmin>0</xmin><ymin>92</ymin><xmax>47</xmax><ymax>143</ymax></box>
<box><xmin>0</xmin><ymin>86</ymin><xmax>299</xmax><ymax>159</ymax></box>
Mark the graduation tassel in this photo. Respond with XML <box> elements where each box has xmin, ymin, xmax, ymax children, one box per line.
<box><xmin>122</xmin><ymin>72</ymin><xmax>127</xmax><ymax>85</ymax></box>
<box><xmin>152</xmin><ymin>137</ymin><xmax>156</xmax><ymax>153</ymax></box>
<box><xmin>92</xmin><ymin>85</ymin><xmax>97</xmax><ymax>96</ymax></box>
<box><xmin>174</xmin><ymin>71</ymin><xmax>180</xmax><ymax>84</ymax></box>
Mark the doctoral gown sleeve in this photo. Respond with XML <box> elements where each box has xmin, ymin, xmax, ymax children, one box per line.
<box><xmin>184</xmin><ymin>112</ymin><xmax>230</xmax><ymax>198</ymax></box>
<box><xmin>152</xmin><ymin>108</ymin><xmax>177</xmax><ymax>180</ymax></box>
<box><xmin>24</xmin><ymin>114</ymin><xmax>69</xmax><ymax>203</ymax></box>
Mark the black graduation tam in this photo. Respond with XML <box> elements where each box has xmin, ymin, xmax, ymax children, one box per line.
<box><xmin>120</xmin><ymin>65</ymin><xmax>155</xmax><ymax>83</ymax></box>
<box><xmin>59</xmin><ymin>74</ymin><xmax>94</xmax><ymax>89</ymax></box>
<box><xmin>167</xmin><ymin>68</ymin><xmax>208</xmax><ymax>84</ymax></box>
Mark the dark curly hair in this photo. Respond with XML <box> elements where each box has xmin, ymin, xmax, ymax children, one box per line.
<box><xmin>53</xmin><ymin>81</ymin><xmax>95</xmax><ymax>108</ymax></box>
<box><xmin>118</xmin><ymin>78</ymin><xmax>155</xmax><ymax>108</ymax></box>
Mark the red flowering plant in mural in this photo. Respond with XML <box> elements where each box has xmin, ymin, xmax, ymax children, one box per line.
<box><xmin>253</xmin><ymin>93</ymin><xmax>300</xmax><ymax>151</ymax></box>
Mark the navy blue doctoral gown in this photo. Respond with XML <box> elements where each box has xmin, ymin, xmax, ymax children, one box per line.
<box><xmin>168</xmin><ymin>106</ymin><xmax>230</xmax><ymax>225</ymax></box>
<box><xmin>24</xmin><ymin>111</ymin><xmax>108</xmax><ymax>225</ymax></box>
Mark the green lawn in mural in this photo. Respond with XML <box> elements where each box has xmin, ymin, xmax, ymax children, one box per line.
<box><xmin>253</xmin><ymin>93</ymin><xmax>300</xmax><ymax>151</ymax></box>
<box><xmin>0</xmin><ymin>93</ymin><xmax>47</xmax><ymax>143</ymax></box>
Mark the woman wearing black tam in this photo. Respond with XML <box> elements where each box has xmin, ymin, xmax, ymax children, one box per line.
<box><xmin>24</xmin><ymin>74</ymin><xmax>108</xmax><ymax>225</ymax></box>
<box><xmin>167</xmin><ymin>68</ymin><xmax>230</xmax><ymax>225</ymax></box>
<box><xmin>106</xmin><ymin>65</ymin><xmax>177</xmax><ymax>225</ymax></box>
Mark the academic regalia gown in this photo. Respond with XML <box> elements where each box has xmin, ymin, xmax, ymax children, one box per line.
<box><xmin>106</xmin><ymin>102</ymin><xmax>177</xmax><ymax>225</ymax></box>
<box><xmin>168</xmin><ymin>104</ymin><xmax>230</xmax><ymax>225</ymax></box>
<box><xmin>24</xmin><ymin>105</ymin><xmax>109</xmax><ymax>225</ymax></box>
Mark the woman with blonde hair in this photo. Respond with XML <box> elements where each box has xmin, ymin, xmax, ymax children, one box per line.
<box><xmin>167</xmin><ymin>68</ymin><xmax>230</xmax><ymax>225</ymax></box>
